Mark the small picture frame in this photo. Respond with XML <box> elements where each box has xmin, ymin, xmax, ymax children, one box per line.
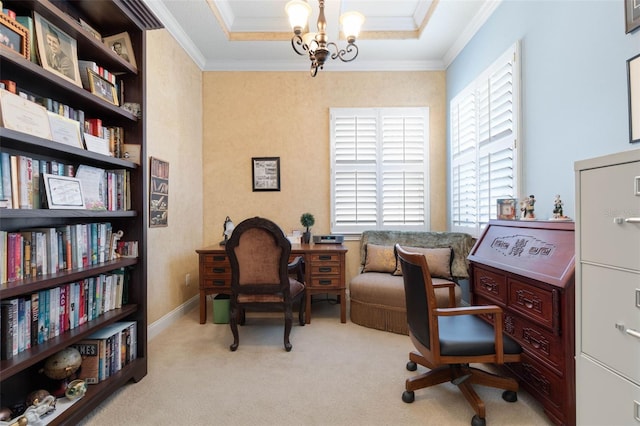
<box><xmin>33</xmin><ymin>12</ymin><xmax>82</xmax><ymax>87</ymax></box>
<box><xmin>252</xmin><ymin>157</ymin><xmax>281</xmax><ymax>192</ymax></box>
<box><xmin>87</xmin><ymin>69</ymin><xmax>119</xmax><ymax>105</ymax></box>
<box><xmin>625</xmin><ymin>0</ymin><xmax>640</xmax><ymax>34</ymax></box>
<box><xmin>43</xmin><ymin>173</ymin><xmax>86</xmax><ymax>209</ymax></box>
<box><xmin>78</xmin><ymin>18</ymin><xmax>102</xmax><ymax>41</ymax></box>
<box><xmin>497</xmin><ymin>198</ymin><xmax>517</xmax><ymax>220</ymax></box>
<box><xmin>0</xmin><ymin>12</ymin><xmax>29</xmax><ymax>60</ymax></box>
<box><xmin>103</xmin><ymin>32</ymin><xmax>136</xmax><ymax>68</ymax></box>
<box><xmin>628</xmin><ymin>53</ymin><xmax>640</xmax><ymax>143</ymax></box>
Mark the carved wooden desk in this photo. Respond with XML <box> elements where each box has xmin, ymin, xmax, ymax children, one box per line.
<box><xmin>468</xmin><ymin>220</ymin><xmax>575</xmax><ymax>426</ymax></box>
<box><xmin>196</xmin><ymin>243</ymin><xmax>348</xmax><ymax>325</ymax></box>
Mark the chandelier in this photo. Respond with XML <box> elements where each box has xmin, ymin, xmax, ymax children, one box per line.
<box><xmin>285</xmin><ymin>0</ymin><xmax>365</xmax><ymax>77</ymax></box>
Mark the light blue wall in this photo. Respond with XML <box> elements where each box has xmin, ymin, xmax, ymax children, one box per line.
<box><xmin>447</xmin><ymin>0</ymin><xmax>639</xmax><ymax>220</ymax></box>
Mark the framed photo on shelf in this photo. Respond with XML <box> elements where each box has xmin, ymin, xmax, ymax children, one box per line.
<box><xmin>626</xmin><ymin>0</ymin><xmax>640</xmax><ymax>33</ymax></box>
<box><xmin>497</xmin><ymin>198</ymin><xmax>518</xmax><ymax>220</ymax></box>
<box><xmin>149</xmin><ymin>157</ymin><xmax>169</xmax><ymax>228</ymax></box>
<box><xmin>33</xmin><ymin>12</ymin><xmax>82</xmax><ymax>87</ymax></box>
<box><xmin>628</xmin><ymin>53</ymin><xmax>640</xmax><ymax>143</ymax></box>
<box><xmin>103</xmin><ymin>32</ymin><xmax>137</xmax><ymax>68</ymax></box>
<box><xmin>43</xmin><ymin>173</ymin><xmax>86</xmax><ymax>209</ymax></box>
<box><xmin>78</xmin><ymin>18</ymin><xmax>102</xmax><ymax>40</ymax></box>
<box><xmin>252</xmin><ymin>157</ymin><xmax>280</xmax><ymax>192</ymax></box>
<box><xmin>0</xmin><ymin>12</ymin><xmax>30</xmax><ymax>60</ymax></box>
<box><xmin>87</xmin><ymin>69</ymin><xmax>119</xmax><ymax>106</ymax></box>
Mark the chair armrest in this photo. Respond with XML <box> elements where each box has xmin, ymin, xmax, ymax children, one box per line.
<box><xmin>288</xmin><ymin>256</ymin><xmax>305</xmax><ymax>283</ymax></box>
<box><xmin>432</xmin><ymin>281</ymin><xmax>457</xmax><ymax>308</ymax></box>
<box><xmin>436</xmin><ymin>304</ymin><xmax>506</xmax><ymax>363</ymax></box>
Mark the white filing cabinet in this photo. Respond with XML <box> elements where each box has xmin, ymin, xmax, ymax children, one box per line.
<box><xmin>575</xmin><ymin>149</ymin><xmax>640</xmax><ymax>426</ymax></box>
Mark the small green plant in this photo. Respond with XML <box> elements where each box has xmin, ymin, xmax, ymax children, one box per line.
<box><xmin>300</xmin><ymin>213</ymin><xmax>315</xmax><ymax>232</ymax></box>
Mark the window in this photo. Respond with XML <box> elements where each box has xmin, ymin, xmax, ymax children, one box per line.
<box><xmin>450</xmin><ymin>43</ymin><xmax>521</xmax><ymax>237</ymax></box>
<box><xmin>330</xmin><ymin>107</ymin><xmax>429</xmax><ymax>234</ymax></box>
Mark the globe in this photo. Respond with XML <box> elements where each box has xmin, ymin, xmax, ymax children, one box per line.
<box><xmin>43</xmin><ymin>347</ymin><xmax>82</xmax><ymax>380</ymax></box>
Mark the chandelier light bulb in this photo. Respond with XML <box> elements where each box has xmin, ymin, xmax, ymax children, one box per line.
<box><xmin>340</xmin><ymin>11</ymin><xmax>365</xmax><ymax>42</ymax></box>
<box><xmin>285</xmin><ymin>0</ymin><xmax>312</xmax><ymax>35</ymax></box>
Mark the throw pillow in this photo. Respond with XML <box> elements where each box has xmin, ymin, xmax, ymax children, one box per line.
<box><xmin>393</xmin><ymin>246</ymin><xmax>453</xmax><ymax>279</ymax></box>
<box><xmin>362</xmin><ymin>244</ymin><xmax>396</xmax><ymax>273</ymax></box>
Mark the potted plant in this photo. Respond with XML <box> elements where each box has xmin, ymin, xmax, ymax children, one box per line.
<box><xmin>300</xmin><ymin>213</ymin><xmax>315</xmax><ymax>244</ymax></box>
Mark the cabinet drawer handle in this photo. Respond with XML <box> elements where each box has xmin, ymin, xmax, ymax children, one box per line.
<box><xmin>212</xmin><ymin>267</ymin><xmax>226</xmax><ymax>273</ymax></box>
<box><xmin>213</xmin><ymin>280</ymin><xmax>226</xmax><ymax>286</ymax></box>
<box><xmin>319</xmin><ymin>267</ymin><xmax>332</xmax><ymax>273</ymax></box>
<box><xmin>615</xmin><ymin>322</ymin><xmax>640</xmax><ymax>340</ymax></box>
<box><xmin>318</xmin><ymin>279</ymin><xmax>332</xmax><ymax>285</ymax></box>
<box><xmin>625</xmin><ymin>217</ymin><xmax>640</xmax><ymax>223</ymax></box>
<box><xmin>634</xmin><ymin>400</ymin><xmax>640</xmax><ymax>422</ymax></box>
<box><xmin>213</xmin><ymin>255</ymin><xmax>226</xmax><ymax>261</ymax></box>
<box><xmin>636</xmin><ymin>289</ymin><xmax>640</xmax><ymax>309</ymax></box>
<box><xmin>319</xmin><ymin>255</ymin><xmax>332</xmax><ymax>260</ymax></box>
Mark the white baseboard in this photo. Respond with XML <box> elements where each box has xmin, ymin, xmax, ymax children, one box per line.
<box><xmin>148</xmin><ymin>294</ymin><xmax>199</xmax><ymax>341</ymax></box>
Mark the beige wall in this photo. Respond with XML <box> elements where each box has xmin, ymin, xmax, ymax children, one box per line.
<box><xmin>202</xmin><ymin>71</ymin><xmax>447</xmax><ymax>283</ymax></box>
<box><xmin>145</xmin><ymin>30</ymin><xmax>203</xmax><ymax>323</ymax></box>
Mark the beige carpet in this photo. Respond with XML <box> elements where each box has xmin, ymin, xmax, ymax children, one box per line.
<box><xmin>79</xmin><ymin>298</ymin><xmax>553</xmax><ymax>426</ymax></box>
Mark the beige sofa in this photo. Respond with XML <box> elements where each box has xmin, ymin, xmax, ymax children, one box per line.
<box><xmin>349</xmin><ymin>230</ymin><xmax>476</xmax><ymax>335</ymax></box>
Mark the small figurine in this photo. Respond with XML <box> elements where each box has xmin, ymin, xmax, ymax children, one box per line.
<box><xmin>552</xmin><ymin>194</ymin><xmax>564</xmax><ymax>218</ymax></box>
<box><xmin>521</xmin><ymin>195</ymin><xmax>536</xmax><ymax>219</ymax></box>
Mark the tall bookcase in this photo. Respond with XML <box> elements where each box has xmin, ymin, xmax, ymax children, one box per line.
<box><xmin>0</xmin><ymin>0</ymin><xmax>160</xmax><ymax>423</ymax></box>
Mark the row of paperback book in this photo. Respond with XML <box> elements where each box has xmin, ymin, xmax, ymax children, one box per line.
<box><xmin>1</xmin><ymin>222</ymin><xmax>119</xmax><ymax>284</ymax></box>
<box><xmin>0</xmin><ymin>152</ymin><xmax>131</xmax><ymax>211</ymax></box>
<box><xmin>71</xmin><ymin>321</ymin><xmax>137</xmax><ymax>384</ymax></box>
<box><xmin>0</xmin><ymin>268</ymin><xmax>129</xmax><ymax>360</ymax></box>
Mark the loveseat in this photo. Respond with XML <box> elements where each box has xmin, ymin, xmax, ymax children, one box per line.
<box><xmin>349</xmin><ymin>230</ymin><xmax>476</xmax><ymax>335</ymax></box>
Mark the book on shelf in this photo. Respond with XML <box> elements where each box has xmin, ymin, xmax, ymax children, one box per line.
<box><xmin>1</xmin><ymin>300</ymin><xmax>16</xmax><ymax>360</ymax></box>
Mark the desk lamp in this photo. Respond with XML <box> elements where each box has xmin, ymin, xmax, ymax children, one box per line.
<box><xmin>219</xmin><ymin>216</ymin><xmax>235</xmax><ymax>245</ymax></box>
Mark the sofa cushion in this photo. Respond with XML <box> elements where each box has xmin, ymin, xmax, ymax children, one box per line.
<box><xmin>393</xmin><ymin>246</ymin><xmax>453</xmax><ymax>279</ymax></box>
<box><xmin>362</xmin><ymin>244</ymin><xmax>396</xmax><ymax>273</ymax></box>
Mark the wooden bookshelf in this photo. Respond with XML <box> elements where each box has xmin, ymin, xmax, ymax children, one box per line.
<box><xmin>0</xmin><ymin>1</ymin><xmax>161</xmax><ymax>424</ymax></box>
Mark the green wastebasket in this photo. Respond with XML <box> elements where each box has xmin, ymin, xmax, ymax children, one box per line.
<box><xmin>213</xmin><ymin>294</ymin><xmax>230</xmax><ymax>324</ymax></box>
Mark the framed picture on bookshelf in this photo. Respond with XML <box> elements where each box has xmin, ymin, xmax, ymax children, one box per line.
<box><xmin>43</xmin><ymin>173</ymin><xmax>86</xmax><ymax>209</ymax></box>
<box><xmin>103</xmin><ymin>32</ymin><xmax>136</xmax><ymax>68</ymax></box>
<box><xmin>87</xmin><ymin>69</ymin><xmax>119</xmax><ymax>106</ymax></box>
<box><xmin>0</xmin><ymin>12</ymin><xmax>30</xmax><ymax>60</ymax></box>
<box><xmin>252</xmin><ymin>157</ymin><xmax>280</xmax><ymax>191</ymax></box>
<box><xmin>497</xmin><ymin>198</ymin><xmax>517</xmax><ymax>220</ymax></box>
<box><xmin>33</xmin><ymin>12</ymin><xmax>82</xmax><ymax>87</ymax></box>
<box><xmin>149</xmin><ymin>157</ymin><xmax>169</xmax><ymax>228</ymax></box>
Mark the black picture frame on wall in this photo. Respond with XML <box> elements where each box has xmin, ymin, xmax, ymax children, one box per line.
<box><xmin>626</xmin><ymin>0</ymin><xmax>640</xmax><ymax>33</ymax></box>
<box><xmin>628</xmin><ymin>53</ymin><xmax>640</xmax><ymax>143</ymax></box>
<box><xmin>252</xmin><ymin>157</ymin><xmax>281</xmax><ymax>191</ymax></box>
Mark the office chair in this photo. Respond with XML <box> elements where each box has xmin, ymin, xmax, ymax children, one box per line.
<box><xmin>225</xmin><ymin>217</ymin><xmax>306</xmax><ymax>351</ymax></box>
<box><xmin>396</xmin><ymin>244</ymin><xmax>523</xmax><ymax>426</ymax></box>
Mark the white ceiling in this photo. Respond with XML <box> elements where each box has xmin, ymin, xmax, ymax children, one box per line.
<box><xmin>142</xmin><ymin>0</ymin><xmax>500</xmax><ymax>72</ymax></box>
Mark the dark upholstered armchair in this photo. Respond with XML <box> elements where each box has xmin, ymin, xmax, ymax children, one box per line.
<box><xmin>396</xmin><ymin>244</ymin><xmax>523</xmax><ymax>426</ymax></box>
<box><xmin>225</xmin><ymin>217</ymin><xmax>306</xmax><ymax>351</ymax></box>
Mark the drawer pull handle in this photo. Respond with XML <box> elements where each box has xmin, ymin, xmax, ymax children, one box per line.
<box><xmin>634</xmin><ymin>400</ymin><xmax>640</xmax><ymax>422</ymax></box>
<box><xmin>319</xmin><ymin>279</ymin><xmax>332</xmax><ymax>285</ymax></box>
<box><xmin>213</xmin><ymin>256</ymin><xmax>226</xmax><ymax>261</ymax></box>
<box><xmin>319</xmin><ymin>267</ymin><xmax>332</xmax><ymax>273</ymax></box>
<box><xmin>212</xmin><ymin>267</ymin><xmax>226</xmax><ymax>273</ymax></box>
<box><xmin>319</xmin><ymin>255</ymin><xmax>332</xmax><ymax>260</ymax></box>
<box><xmin>636</xmin><ymin>289</ymin><xmax>640</xmax><ymax>309</ymax></box>
<box><xmin>615</xmin><ymin>322</ymin><xmax>640</xmax><ymax>340</ymax></box>
<box><xmin>213</xmin><ymin>280</ymin><xmax>226</xmax><ymax>286</ymax></box>
<box><xmin>625</xmin><ymin>217</ymin><xmax>640</xmax><ymax>223</ymax></box>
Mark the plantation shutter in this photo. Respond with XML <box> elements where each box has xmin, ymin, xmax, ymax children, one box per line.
<box><xmin>331</xmin><ymin>108</ymin><xmax>429</xmax><ymax>234</ymax></box>
<box><xmin>450</xmin><ymin>43</ymin><xmax>520</xmax><ymax>237</ymax></box>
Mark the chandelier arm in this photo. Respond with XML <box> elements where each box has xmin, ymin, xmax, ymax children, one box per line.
<box><xmin>291</xmin><ymin>35</ymin><xmax>309</xmax><ymax>56</ymax></box>
<box><xmin>327</xmin><ymin>42</ymin><xmax>359</xmax><ymax>63</ymax></box>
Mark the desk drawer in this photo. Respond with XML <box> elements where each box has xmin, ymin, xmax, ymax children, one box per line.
<box><xmin>310</xmin><ymin>262</ymin><xmax>340</xmax><ymax>276</ymax></box>
<box><xmin>203</xmin><ymin>253</ymin><xmax>229</xmax><ymax>264</ymax></box>
<box><xmin>473</xmin><ymin>268</ymin><xmax>507</xmax><ymax>305</ymax></box>
<box><xmin>202</xmin><ymin>277</ymin><xmax>231</xmax><ymax>289</ymax></box>
<box><xmin>309</xmin><ymin>276</ymin><xmax>342</xmax><ymax>288</ymax></box>
<box><xmin>506</xmin><ymin>353</ymin><xmax>566</xmax><ymax>415</ymax></box>
<box><xmin>309</xmin><ymin>253</ymin><xmax>342</xmax><ymax>263</ymax></box>
<box><xmin>508</xmin><ymin>278</ymin><xmax>556</xmax><ymax>331</ymax></box>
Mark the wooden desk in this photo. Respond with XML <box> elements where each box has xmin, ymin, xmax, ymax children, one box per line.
<box><xmin>196</xmin><ymin>243</ymin><xmax>348</xmax><ymax>325</ymax></box>
<box><xmin>468</xmin><ymin>220</ymin><xmax>575</xmax><ymax>426</ymax></box>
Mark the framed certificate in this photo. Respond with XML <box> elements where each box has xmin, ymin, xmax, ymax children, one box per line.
<box><xmin>43</xmin><ymin>174</ymin><xmax>85</xmax><ymax>209</ymax></box>
<box><xmin>252</xmin><ymin>157</ymin><xmax>280</xmax><ymax>192</ymax></box>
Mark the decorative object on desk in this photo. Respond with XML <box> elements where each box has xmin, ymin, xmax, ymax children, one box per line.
<box><xmin>627</xmin><ymin>53</ymin><xmax>640</xmax><ymax>143</ymax></box>
<box><xmin>43</xmin><ymin>174</ymin><xmax>85</xmax><ymax>209</ymax></box>
<box><xmin>497</xmin><ymin>198</ymin><xmax>517</xmax><ymax>220</ymax></box>
<box><xmin>550</xmin><ymin>194</ymin><xmax>571</xmax><ymax>221</ymax></box>
<box><xmin>149</xmin><ymin>157</ymin><xmax>169</xmax><ymax>227</ymax></box>
<box><xmin>103</xmin><ymin>31</ymin><xmax>136</xmax><ymax>68</ymax></box>
<box><xmin>0</xmin><ymin>11</ymin><xmax>30</xmax><ymax>60</ymax></box>
<box><xmin>87</xmin><ymin>69</ymin><xmax>119</xmax><ymax>106</ymax></box>
<box><xmin>219</xmin><ymin>216</ymin><xmax>235</xmax><ymax>245</ymax></box>
<box><xmin>285</xmin><ymin>0</ymin><xmax>364</xmax><ymax>77</ymax></box>
<box><xmin>300</xmin><ymin>212</ymin><xmax>315</xmax><ymax>243</ymax></box>
<box><xmin>252</xmin><ymin>157</ymin><xmax>280</xmax><ymax>191</ymax></box>
<box><xmin>625</xmin><ymin>0</ymin><xmax>640</xmax><ymax>33</ymax></box>
<box><xmin>33</xmin><ymin>12</ymin><xmax>82</xmax><ymax>87</ymax></box>
<box><xmin>520</xmin><ymin>194</ymin><xmax>536</xmax><ymax>220</ymax></box>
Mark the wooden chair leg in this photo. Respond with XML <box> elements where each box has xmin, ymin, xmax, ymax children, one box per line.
<box><xmin>229</xmin><ymin>306</ymin><xmax>239</xmax><ymax>351</ymax></box>
<box><xmin>405</xmin><ymin>366</ymin><xmax>452</xmax><ymax>392</ymax></box>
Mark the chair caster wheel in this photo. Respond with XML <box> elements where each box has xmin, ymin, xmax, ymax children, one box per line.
<box><xmin>402</xmin><ymin>391</ymin><xmax>415</xmax><ymax>403</ymax></box>
<box><xmin>502</xmin><ymin>390</ymin><xmax>518</xmax><ymax>402</ymax></box>
<box><xmin>406</xmin><ymin>361</ymin><xmax>417</xmax><ymax>371</ymax></box>
<box><xmin>471</xmin><ymin>415</ymin><xmax>486</xmax><ymax>426</ymax></box>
